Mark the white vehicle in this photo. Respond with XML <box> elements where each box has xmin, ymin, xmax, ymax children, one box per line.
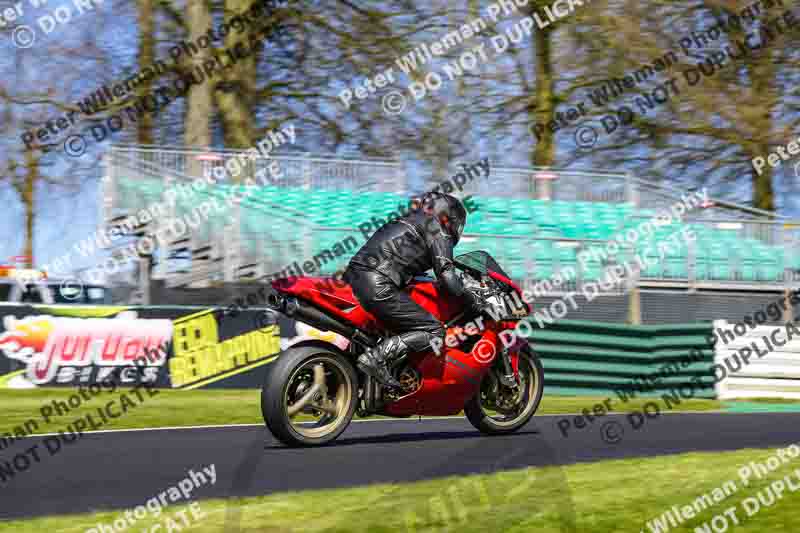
<box><xmin>0</xmin><ymin>265</ymin><xmax>110</xmax><ymax>305</ymax></box>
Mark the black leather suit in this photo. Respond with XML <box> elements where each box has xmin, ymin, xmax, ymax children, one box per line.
<box><xmin>344</xmin><ymin>209</ymin><xmax>476</xmax><ymax>353</ymax></box>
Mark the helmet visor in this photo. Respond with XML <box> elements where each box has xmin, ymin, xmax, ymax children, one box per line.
<box><xmin>449</xmin><ymin>198</ymin><xmax>467</xmax><ymax>244</ymax></box>
<box><xmin>453</xmin><ymin>220</ymin><xmax>464</xmax><ymax>244</ymax></box>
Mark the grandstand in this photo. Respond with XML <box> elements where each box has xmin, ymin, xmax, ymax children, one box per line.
<box><xmin>99</xmin><ymin>145</ymin><xmax>800</xmax><ymax>322</ymax></box>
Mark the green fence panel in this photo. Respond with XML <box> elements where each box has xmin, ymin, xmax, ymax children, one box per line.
<box><xmin>527</xmin><ymin>320</ymin><xmax>716</xmax><ymax>398</ymax></box>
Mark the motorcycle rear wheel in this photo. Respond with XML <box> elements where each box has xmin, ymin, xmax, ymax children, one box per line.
<box><xmin>262</xmin><ymin>345</ymin><xmax>358</xmax><ymax>447</ymax></box>
<box><xmin>464</xmin><ymin>345</ymin><xmax>544</xmax><ymax>435</ymax></box>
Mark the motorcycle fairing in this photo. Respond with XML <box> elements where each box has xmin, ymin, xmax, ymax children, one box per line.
<box><xmin>383</xmin><ymin>328</ymin><xmax>526</xmax><ymax>417</ymax></box>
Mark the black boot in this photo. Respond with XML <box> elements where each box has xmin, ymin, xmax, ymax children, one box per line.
<box><xmin>357</xmin><ymin>336</ymin><xmax>409</xmax><ymax>390</ymax></box>
<box><xmin>358</xmin><ymin>331</ymin><xmax>438</xmax><ymax>390</ymax></box>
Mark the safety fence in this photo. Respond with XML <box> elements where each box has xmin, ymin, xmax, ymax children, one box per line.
<box><xmin>532</xmin><ymin>320</ymin><xmax>716</xmax><ymax>398</ymax></box>
<box><xmin>106</xmin><ymin>144</ymin><xmax>406</xmax><ymax>192</ymax></box>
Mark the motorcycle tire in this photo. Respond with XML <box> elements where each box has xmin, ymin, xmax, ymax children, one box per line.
<box><xmin>464</xmin><ymin>345</ymin><xmax>544</xmax><ymax>435</ymax></box>
<box><xmin>262</xmin><ymin>345</ymin><xmax>359</xmax><ymax>447</ymax></box>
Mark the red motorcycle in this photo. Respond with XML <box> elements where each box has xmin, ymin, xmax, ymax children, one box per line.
<box><xmin>261</xmin><ymin>250</ymin><xmax>544</xmax><ymax>447</ymax></box>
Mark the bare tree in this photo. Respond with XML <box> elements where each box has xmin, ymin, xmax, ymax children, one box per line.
<box><xmin>559</xmin><ymin>0</ymin><xmax>800</xmax><ymax>212</ymax></box>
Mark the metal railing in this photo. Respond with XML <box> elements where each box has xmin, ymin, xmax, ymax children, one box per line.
<box><xmin>107</xmin><ymin>144</ymin><xmax>406</xmax><ymax>192</ymax></box>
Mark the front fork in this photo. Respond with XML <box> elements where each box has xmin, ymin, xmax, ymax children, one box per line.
<box><xmin>497</xmin><ymin>346</ymin><xmax>520</xmax><ymax>389</ymax></box>
<box><xmin>489</xmin><ymin>320</ymin><xmax>521</xmax><ymax>389</ymax></box>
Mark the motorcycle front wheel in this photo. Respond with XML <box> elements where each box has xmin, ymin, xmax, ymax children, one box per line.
<box><xmin>464</xmin><ymin>345</ymin><xmax>544</xmax><ymax>435</ymax></box>
<box><xmin>262</xmin><ymin>345</ymin><xmax>358</xmax><ymax>447</ymax></box>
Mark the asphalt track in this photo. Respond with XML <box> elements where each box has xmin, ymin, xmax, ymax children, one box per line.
<box><xmin>2</xmin><ymin>412</ymin><xmax>800</xmax><ymax>520</ymax></box>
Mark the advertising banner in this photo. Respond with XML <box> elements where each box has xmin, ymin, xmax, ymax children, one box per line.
<box><xmin>0</xmin><ymin>304</ymin><xmax>339</xmax><ymax>390</ymax></box>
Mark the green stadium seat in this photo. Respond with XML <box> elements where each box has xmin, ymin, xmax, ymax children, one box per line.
<box><xmin>580</xmin><ymin>223</ymin><xmax>604</xmax><ymax>240</ymax></box>
<box><xmin>693</xmin><ymin>256</ymin><xmax>709</xmax><ymax>280</ymax></box>
<box><xmin>710</xmin><ymin>263</ymin><xmax>730</xmax><ymax>280</ymax></box>
<box><xmin>665</xmin><ymin>260</ymin><xmax>688</xmax><ymax>278</ymax></box>
<box><xmin>503</xmin><ymin>222</ymin><xmax>528</xmax><ymax>237</ymax></box>
<box><xmin>509</xmin><ymin>200</ymin><xmax>533</xmax><ymax>222</ymax></box>
<box><xmin>740</xmin><ymin>264</ymin><xmax>757</xmax><ymax>281</ymax></box>
<box><xmin>582</xmin><ymin>263</ymin><xmax>603</xmax><ymax>281</ymax></box>
<box><xmin>560</xmin><ymin>222</ymin><xmax>581</xmax><ymax>239</ymax></box>
<box><xmin>555</xmin><ymin>244</ymin><xmax>577</xmax><ymax>265</ymax></box>
<box><xmin>530</xmin><ymin>202</ymin><xmax>552</xmax><ymax>221</ymax></box>
<box><xmin>537</xmin><ymin>226</ymin><xmax>563</xmax><ymax>239</ymax></box>
<box><xmin>640</xmin><ymin>246</ymin><xmax>662</xmax><ymax>277</ymax></box>
<box><xmin>533</xmin><ymin>239</ymin><xmax>553</xmax><ymax>259</ymax></box>
<box><xmin>110</xmin><ymin>183</ymin><xmax>789</xmax><ymax>288</ymax></box>
<box><xmin>483</xmin><ymin>197</ymin><xmax>510</xmax><ymax>214</ymax></box>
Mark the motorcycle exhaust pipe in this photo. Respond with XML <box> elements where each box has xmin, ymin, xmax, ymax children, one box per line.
<box><xmin>269</xmin><ymin>292</ymin><xmax>377</xmax><ymax>348</ymax></box>
<box><xmin>285</xmin><ymin>296</ymin><xmax>354</xmax><ymax>337</ymax></box>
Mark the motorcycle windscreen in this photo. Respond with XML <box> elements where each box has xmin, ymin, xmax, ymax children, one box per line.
<box><xmin>455</xmin><ymin>250</ymin><xmax>530</xmax><ymax>315</ymax></box>
<box><xmin>454</xmin><ymin>250</ymin><xmax>512</xmax><ymax>280</ymax></box>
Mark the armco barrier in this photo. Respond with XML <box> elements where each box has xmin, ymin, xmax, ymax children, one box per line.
<box><xmin>531</xmin><ymin>320</ymin><xmax>716</xmax><ymax>398</ymax></box>
<box><xmin>714</xmin><ymin>319</ymin><xmax>800</xmax><ymax>400</ymax></box>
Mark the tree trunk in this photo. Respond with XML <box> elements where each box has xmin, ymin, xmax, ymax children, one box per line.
<box><xmin>22</xmin><ymin>149</ymin><xmax>37</xmax><ymax>268</ymax></box>
<box><xmin>136</xmin><ymin>0</ymin><xmax>156</xmax><ymax>145</ymax></box>
<box><xmin>216</xmin><ymin>0</ymin><xmax>258</xmax><ymax>149</ymax></box>
<box><xmin>749</xmin><ymin>53</ymin><xmax>777</xmax><ymax>212</ymax></box>
<box><xmin>751</xmin><ymin>150</ymin><xmax>775</xmax><ymax>212</ymax></box>
<box><xmin>532</xmin><ymin>25</ymin><xmax>556</xmax><ymax>169</ymax></box>
<box><xmin>184</xmin><ymin>0</ymin><xmax>213</xmax><ymax>149</ymax></box>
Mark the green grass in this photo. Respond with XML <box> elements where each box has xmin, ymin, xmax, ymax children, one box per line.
<box><xmin>738</xmin><ymin>397</ymin><xmax>800</xmax><ymax>404</ymax></box>
<box><xmin>3</xmin><ymin>446</ymin><xmax>799</xmax><ymax>532</ymax></box>
<box><xmin>0</xmin><ymin>389</ymin><xmax>722</xmax><ymax>437</ymax></box>
<box><xmin>537</xmin><ymin>394</ymin><xmax>720</xmax><ymax>415</ymax></box>
<box><xmin>0</xmin><ymin>388</ymin><xmax>265</xmax><ymax>437</ymax></box>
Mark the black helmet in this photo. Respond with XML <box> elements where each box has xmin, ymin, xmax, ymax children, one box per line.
<box><xmin>420</xmin><ymin>192</ymin><xmax>467</xmax><ymax>245</ymax></box>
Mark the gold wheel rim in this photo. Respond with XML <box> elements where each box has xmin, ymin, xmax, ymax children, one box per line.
<box><xmin>284</xmin><ymin>355</ymin><xmax>352</xmax><ymax>439</ymax></box>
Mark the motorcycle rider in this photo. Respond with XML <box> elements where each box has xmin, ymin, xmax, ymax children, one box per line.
<box><xmin>343</xmin><ymin>192</ymin><xmax>485</xmax><ymax>390</ymax></box>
